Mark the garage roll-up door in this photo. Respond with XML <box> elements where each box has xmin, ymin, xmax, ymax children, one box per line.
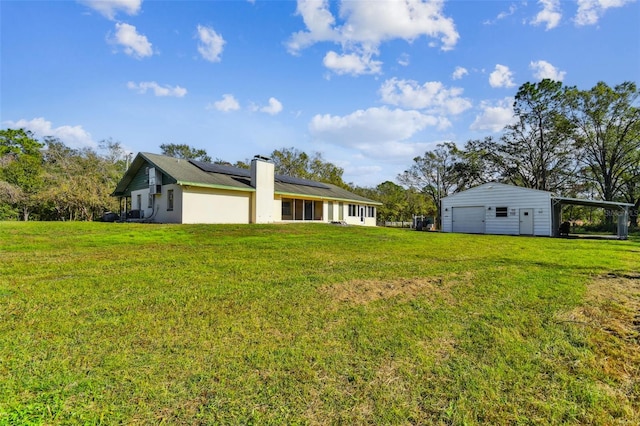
<box><xmin>452</xmin><ymin>206</ymin><xmax>485</xmax><ymax>234</ymax></box>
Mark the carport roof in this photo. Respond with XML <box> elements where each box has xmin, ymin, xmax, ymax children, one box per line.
<box><xmin>552</xmin><ymin>196</ymin><xmax>634</xmax><ymax>211</ymax></box>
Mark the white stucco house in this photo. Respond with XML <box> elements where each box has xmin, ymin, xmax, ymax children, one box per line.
<box><xmin>112</xmin><ymin>152</ymin><xmax>381</xmax><ymax>226</ymax></box>
<box><xmin>441</xmin><ymin>182</ymin><xmax>632</xmax><ymax>238</ymax></box>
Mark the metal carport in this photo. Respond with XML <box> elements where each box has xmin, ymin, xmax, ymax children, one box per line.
<box><xmin>551</xmin><ymin>196</ymin><xmax>634</xmax><ymax>239</ymax></box>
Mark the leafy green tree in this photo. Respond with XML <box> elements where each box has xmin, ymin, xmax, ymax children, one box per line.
<box><xmin>452</xmin><ymin>137</ymin><xmax>501</xmax><ymax>190</ymax></box>
<box><xmin>40</xmin><ymin>137</ymin><xmax>122</xmax><ymax>221</ymax></box>
<box><xmin>0</xmin><ymin>128</ymin><xmax>44</xmax><ymax>220</ymax></box>
<box><xmin>160</xmin><ymin>143</ymin><xmax>212</xmax><ymax>162</ymax></box>
<box><xmin>500</xmin><ymin>79</ymin><xmax>577</xmax><ymax>192</ymax></box>
<box><xmin>566</xmin><ymin>81</ymin><xmax>640</xmax><ymax>204</ymax></box>
<box><xmin>509</xmin><ymin>81</ymin><xmax>576</xmax><ymax>189</ymax></box>
<box><xmin>270</xmin><ymin>147</ymin><xmax>348</xmax><ymax>188</ymax></box>
<box><xmin>397</xmin><ymin>142</ymin><xmax>461</xmax><ymax>227</ymax></box>
<box><xmin>367</xmin><ymin>181</ymin><xmax>431</xmax><ymax>222</ymax></box>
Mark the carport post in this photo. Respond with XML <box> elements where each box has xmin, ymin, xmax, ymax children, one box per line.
<box><xmin>617</xmin><ymin>207</ymin><xmax>629</xmax><ymax>240</ymax></box>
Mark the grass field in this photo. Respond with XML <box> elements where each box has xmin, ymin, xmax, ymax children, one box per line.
<box><xmin>1</xmin><ymin>222</ymin><xmax>638</xmax><ymax>425</ymax></box>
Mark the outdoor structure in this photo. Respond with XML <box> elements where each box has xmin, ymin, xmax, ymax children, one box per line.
<box><xmin>111</xmin><ymin>152</ymin><xmax>381</xmax><ymax>226</ymax></box>
<box><xmin>440</xmin><ymin>182</ymin><xmax>632</xmax><ymax>239</ymax></box>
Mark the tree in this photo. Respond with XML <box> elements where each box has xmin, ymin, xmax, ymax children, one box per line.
<box><xmin>499</xmin><ymin>79</ymin><xmax>577</xmax><ymax>193</ymax></box>
<box><xmin>160</xmin><ymin>143</ymin><xmax>212</xmax><ymax>162</ymax></box>
<box><xmin>39</xmin><ymin>137</ymin><xmax>122</xmax><ymax>221</ymax></box>
<box><xmin>566</xmin><ymin>81</ymin><xmax>640</xmax><ymax>205</ymax></box>
<box><xmin>370</xmin><ymin>181</ymin><xmax>431</xmax><ymax>222</ymax></box>
<box><xmin>0</xmin><ymin>128</ymin><xmax>44</xmax><ymax>220</ymax></box>
<box><xmin>397</xmin><ymin>142</ymin><xmax>461</xmax><ymax>227</ymax></box>
<box><xmin>270</xmin><ymin>147</ymin><xmax>348</xmax><ymax>188</ymax></box>
<box><xmin>452</xmin><ymin>137</ymin><xmax>501</xmax><ymax>190</ymax></box>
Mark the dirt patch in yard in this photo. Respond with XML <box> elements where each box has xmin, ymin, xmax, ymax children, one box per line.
<box><xmin>321</xmin><ymin>277</ymin><xmax>455</xmax><ymax>305</ymax></box>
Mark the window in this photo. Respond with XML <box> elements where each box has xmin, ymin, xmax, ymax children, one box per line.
<box><xmin>282</xmin><ymin>200</ymin><xmax>292</xmax><ymax>219</ymax></box>
<box><xmin>167</xmin><ymin>189</ymin><xmax>174</xmax><ymax>211</ymax></box>
<box><xmin>496</xmin><ymin>207</ymin><xmax>508</xmax><ymax>217</ymax></box>
<box><xmin>348</xmin><ymin>204</ymin><xmax>357</xmax><ymax>217</ymax></box>
<box><xmin>338</xmin><ymin>202</ymin><xmax>344</xmax><ymax>220</ymax></box>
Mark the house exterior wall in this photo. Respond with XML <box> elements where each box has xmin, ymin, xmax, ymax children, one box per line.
<box><xmin>272</xmin><ymin>197</ymin><xmax>282</xmax><ymax>222</ymax></box>
<box><xmin>152</xmin><ymin>184</ymin><xmax>183</xmax><ymax>223</ymax></box>
<box><xmin>131</xmin><ymin>188</ymin><xmax>153</xmax><ymax>219</ymax></box>
<box><xmin>182</xmin><ymin>187</ymin><xmax>251</xmax><ymax>224</ymax></box>
<box><xmin>441</xmin><ymin>184</ymin><xmax>553</xmax><ymax>236</ymax></box>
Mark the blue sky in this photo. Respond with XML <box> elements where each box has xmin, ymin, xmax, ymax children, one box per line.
<box><xmin>2</xmin><ymin>0</ymin><xmax>639</xmax><ymax>187</ymax></box>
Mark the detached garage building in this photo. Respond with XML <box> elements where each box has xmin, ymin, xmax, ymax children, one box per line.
<box><xmin>441</xmin><ymin>183</ymin><xmax>632</xmax><ymax>238</ymax></box>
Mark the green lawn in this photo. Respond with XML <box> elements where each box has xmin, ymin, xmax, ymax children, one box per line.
<box><xmin>1</xmin><ymin>222</ymin><xmax>638</xmax><ymax>425</ymax></box>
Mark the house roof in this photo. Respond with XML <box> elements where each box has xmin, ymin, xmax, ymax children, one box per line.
<box><xmin>112</xmin><ymin>152</ymin><xmax>381</xmax><ymax>205</ymax></box>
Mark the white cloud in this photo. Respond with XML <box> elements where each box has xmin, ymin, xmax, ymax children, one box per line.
<box><xmin>260</xmin><ymin>98</ymin><xmax>283</xmax><ymax>115</ymax></box>
<box><xmin>530</xmin><ymin>60</ymin><xmax>566</xmax><ymax>81</ymax></box>
<box><xmin>489</xmin><ymin>64</ymin><xmax>516</xmax><ymax>88</ymax></box>
<box><xmin>79</xmin><ymin>0</ymin><xmax>142</xmax><ymax>20</ymax></box>
<box><xmin>397</xmin><ymin>53</ymin><xmax>410</xmax><ymax>67</ymax></box>
<box><xmin>574</xmin><ymin>0</ymin><xmax>635</xmax><ymax>26</ymax></box>
<box><xmin>209</xmin><ymin>94</ymin><xmax>240</xmax><ymax>112</ymax></box>
<box><xmin>484</xmin><ymin>3</ymin><xmax>518</xmax><ymax>25</ymax></box>
<box><xmin>470</xmin><ymin>98</ymin><xmax>517</xmax><ymax>132</ymax></box>
<box><xmin>110</xmin><ymin>23</ymin><xmax>153</xmax><ymax>59</ymax></box>
<box><xmin>196</xmin><ymin>25</ymin><xmax>225</xmax><ymax>62</ymax></box>
<box><xmin>379</xmin><ymin>78</ymin><xmax>471</xmax><ymax>115</ymax></box>
<box><xmin>309</xmin><ymin>106</ymin><xmax>447</xmax><ymax>160</ymax></box>
<box><xmin>4</xmin><ymin>117</ymin><xmax>96</xmax><ymax>149</ymax></box>
<box><xmin>127</xmin><ymin>81</ymin><xmax>187</xmax><ymax>97</ymax></box>
<box><xmin>288</xmin><ymin>0</ymin><xmax>459</xmax><ymax>75</ymax></box>
<box><xmin>531</xmin><ymin>0</ymin><xmax>562</xmax><ymax>30</ymax></box>
<box><xmin>452</xmin><ymin>66</ymin><xmax>468</xmax><ymax>80</ymax></box>
<box><xmin>323</xmin><ymin>50</ymin><xmax>382</xmax><ymax>75</ymax></box>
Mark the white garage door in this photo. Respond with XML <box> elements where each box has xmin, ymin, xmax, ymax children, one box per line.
<box><xmin>452</xmin><ymin>206</ymin><xmax>485</xmax><ymax>234</ymax></box>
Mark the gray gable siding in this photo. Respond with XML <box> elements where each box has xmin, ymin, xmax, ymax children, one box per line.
<box><xmin>124</xmin><ymin>161</ymin><xmax>176</xmax><ymax>194</ymax></box>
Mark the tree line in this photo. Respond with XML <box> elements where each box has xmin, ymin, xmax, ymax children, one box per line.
<box><xmin>1</xmin><ymin>80</ymin><xmax>638</xmax><ymax>227</ymax></box>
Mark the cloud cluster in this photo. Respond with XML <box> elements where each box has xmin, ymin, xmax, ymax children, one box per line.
<box><xmin>574</xmin><ymin>0</ymin><xmax>635</xmax><ymax>26</ymax></box>
<box><xmin>196</xmin><ymin>25</ymin><xmax>226</xmax><ymax>63</ymax></box>
<box><xmin>470</xmin><ymin>98</ymin><xmax>517</xmax><ymax>132</ymax></box>
<box><xmin>530</xmin><ymin>60</ymin><xmax>566</xmax><ymax>81</ymax></box>
<box><xmin>489</xmin><ymin>64</ymin><xmax>516</xmax><ymax>88</ymax></box>
<box><xmin>127</xmin><ymin>81</ymin><xmax>187</xmax><ymax>97</ymax></box>
<box><xmin>379</xmin><ymin>78</ymin><xmax>471</xmax><ymax>115</ymax></box>
<box><xmin>207</xmin><ymin>95</ymin><xmax>283</xmax><ymax>116</ymax></box>
<box><xmin>531</xmin><ymin>0</ymin><xmax>562</xmax><ymax>30</ymax></box>
<box><xmin>4</xmin><ymin>117</ymin><xmax>96</xmax><ymax>148</ymax></box>
<box><xmin>79</xmin><ymin>0</ymin><xmax>142</xmax><ymax>20</ymax></box>
<box><xmin>288</xmin><ymin>0</ymin><xmax>459</xmax><ymax>75</ymax></box>
<box><xmin>308</xmin><ymin>75</ymin><xmax>475</xmax><ymax>161</ymax></box>
<box><xmin>110</xmin><ymin>23</ymin><xmax>153</xmax><ymax>59</ymax></box>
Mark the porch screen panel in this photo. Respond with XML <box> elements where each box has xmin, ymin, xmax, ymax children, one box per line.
<box><xmin>304</xmin><ymin>201</ymin><xmax>313</xmax><ymax>220</ymax></box>
<box><xmin>294</xmin><ymin>199</ymin><xmax>304</xmax><ymax>220</ymax></box>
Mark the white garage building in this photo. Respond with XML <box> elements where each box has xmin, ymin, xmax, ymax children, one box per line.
<box><xmin>441</xmin><ymin>183</ymin><xmax>632</xmax><ymax>238</ymax></box>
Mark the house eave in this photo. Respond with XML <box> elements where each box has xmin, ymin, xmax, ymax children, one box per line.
<box><xmin>178</xmin><ymin>181</ymin><xmax>256</xmax><ymax>193</ymax></box>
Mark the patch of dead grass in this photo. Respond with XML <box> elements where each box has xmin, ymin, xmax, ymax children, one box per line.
<box><xmin>321</xmin><ymin>277</ymin><xmax>455</xmax><ymax>305</ymax></box>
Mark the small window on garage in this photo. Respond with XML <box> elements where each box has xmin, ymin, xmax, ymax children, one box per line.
<box><xmin>496</xmin><ymin>207</ymin><xmax>508</xmax><ymax>217</ymax></box>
